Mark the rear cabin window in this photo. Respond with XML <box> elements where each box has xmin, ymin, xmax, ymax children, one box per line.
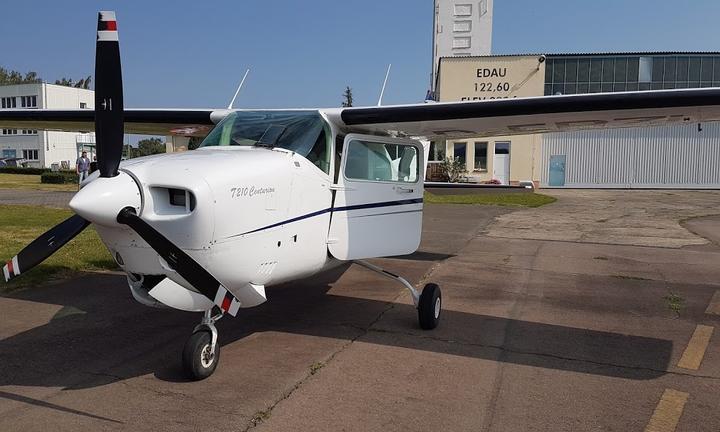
<box><xmin>344</xmin><ymin>140</ymin><xmax>419</xmax><ymax>183</ymax></box>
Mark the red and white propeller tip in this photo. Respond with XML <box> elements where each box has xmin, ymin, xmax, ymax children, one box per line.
<box><xmin>97</xmin><ymin>11</ymin><xmax>118</xmax><ymax>41</ymax></box>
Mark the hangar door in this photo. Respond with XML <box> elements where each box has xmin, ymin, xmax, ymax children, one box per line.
<box><xmin>541</xmin><ymin>123</ymin><xmax>720</xmax><ymax>188</ymax></box>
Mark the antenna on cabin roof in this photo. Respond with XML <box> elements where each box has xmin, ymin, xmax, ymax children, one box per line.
<box><xmin>227</xmin><ymin>69</ymin><xmax>250</xmax><ymax>109</ymax></box>
<box><xmin>377</xmin><ymin>64</ymin><xmax>392</xmax><ymax>106</ymax></box>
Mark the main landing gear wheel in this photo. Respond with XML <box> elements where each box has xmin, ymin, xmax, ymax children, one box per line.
<box><xmin>418</xmin><ymin>283</ymin><xmax>442</xmax><ymax>330</ymax></box>
<box><xmin>183</xmin><ymin>330</ymin><xmax>220</xmax><ymax>380</ymax></box>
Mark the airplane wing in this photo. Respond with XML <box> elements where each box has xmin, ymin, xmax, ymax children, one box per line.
<box><xmin>0</xmin><ymin>109</ymin><xmax>221</xmax><ymax>137</ymax></box>
<box><xmin>3</xmin><ymin>88</ymin><xmax>720</xmax><ymax>140</ymax></box>
<box><xmin>337</xmin><ymin>88</ymin><xmax>720</xmax><ymax>140</ymax></box>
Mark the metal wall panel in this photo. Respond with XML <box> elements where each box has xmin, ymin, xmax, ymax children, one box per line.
<box><xmin>541</xmin><ymin>123</ymin><xmax>720</xmax><ymax>188</ymax></box>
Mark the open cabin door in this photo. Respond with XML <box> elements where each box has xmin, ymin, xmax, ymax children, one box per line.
<box><xmin>328</xmin><ymin>134</ymin><xmax>424</xmax><ymax>260</ymax></box>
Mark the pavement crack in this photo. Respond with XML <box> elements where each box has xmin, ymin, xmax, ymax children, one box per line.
<box><xmin>241</xmin><ymin>256</ymin><xmax>452</xmax><ymax>431</ymax></box>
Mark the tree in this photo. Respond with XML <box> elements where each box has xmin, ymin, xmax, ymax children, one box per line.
<box><xmin>0</xmin><ymin>66</ymin><xmax>91</xmax><ymax>88</ymax></box>
<box><xmin>439</xmin><ymin>157</ymin><xmax>467</xmax><ymax>183</ymax></box>
<box><xmin>126</xmin><ymin>138</ymin><xmax>166</xmax><ymax>158</ymax></box>
<box><xmin>0</xmin><ymin>67</ymin><xmax>42</xmax><ymax>85</ymax></box>
<box><xmin>73</xmin><ymin>75</ymin><xmax>92</xmax><ymax>89</ymax></box>
<box><xmin>55</xmin><ymin>77</ymin><xmax>74</xmax><ymax>87</ymax></box>
<box><xmin>55</xmin><ymin>75</ymin><xmax>92</xmax><ymax>89</ymax></box>
<box><xmin>188</xmin><ymin>137</ymin><xmax>203</xmax><ymax>150</ymax></box>
<box><xmin>341</xmin><ymin>86</ymin><xmax>353</xmax><ymax>107</ymax></box>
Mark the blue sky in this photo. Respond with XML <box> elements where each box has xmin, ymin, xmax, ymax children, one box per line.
<box><xmin>2</xmin><ymin>1</ymin><xmax>720</xmax><ymax>109</ymax></box>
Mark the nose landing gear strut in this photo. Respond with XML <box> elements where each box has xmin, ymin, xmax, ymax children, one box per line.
<box><xmin>183</xmin><ymin>309</ymin><xmax>224</xmax><ymax>380</ymax></box>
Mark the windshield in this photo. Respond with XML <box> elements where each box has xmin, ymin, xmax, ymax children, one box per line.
<box><xmin>199</xmin><ymin>110</ymin><xmax>324</xmax><ymax>149</ymax></box>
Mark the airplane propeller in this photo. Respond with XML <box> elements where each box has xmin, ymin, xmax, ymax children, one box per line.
<box><xmin>94</xmin><ymin>10</ymin><xmax>125</xmax><ymax>178</ymax></box>
<box><xmin>116</xmin><ymin>208</ymin><xmax>240</xmax><ymax>315</ymax></box>
<box><xmin>2</xmin><ymin>11</ymin><xmax>240</xmax><ymax>316</ymax></box>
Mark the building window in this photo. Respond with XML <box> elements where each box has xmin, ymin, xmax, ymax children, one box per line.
<box><xmin>22</xmin><ymin>149</ymin><xmax>39</xmax><ymax>160</ymax></box>
<box><xmin>453</xmin><ymin>4</ymin><xmax>472</xmax><ymax>16</ymax></box>
<box><xmin>428</xmin><ymin>141</ymin><xmax>446</xmax><ymax>162</ymax></box>
<box><xmin>495</xmin><ymin>142</ymin><xmax>510</xmax><ymax>155</ymax></box>
<box><xmin>80</xmin><ymin>102</ymin><xmax>87</xmax><ymax>109</ymax></box>
<box><xmin>20</xmin><ymin>95</ymin><xmax>37</xmax><ymax>108</ymax></box>
<box><xmin>639</xmin><ymin>57</ymin><xmax>653</xmax><ymax>83</ymax></box>
<box><xmin>1</xmin><ymin>97</ymin><xmax>17</xmax><ymax>109</ymax></box>
<box><xmin>21</xmin><ymin>130</ymin><xmax>38</xmax><ymax>135</ymax></box>
<box><xmin>474</xmin><ymin>142</ymin><xmax>487</xmax><ymax>171</ymax></box>
<box><xmin>453</xmin><ymin>142</ymin><xmax>467</xmax><ymax>168</ymax></box>
<box><xmin>453</xmin><ymin>20</ymin><xmax>472</xmax><ymax>32</ymax></box>
<box><xmin>452</xmin><ymin>37</ymin><xmax>471</xmax><ymax>49</ymax></box>
<box><xmin>2</xmin><ymin>129</ymin><xmax>18</xmax><ymax>135</ymax></box>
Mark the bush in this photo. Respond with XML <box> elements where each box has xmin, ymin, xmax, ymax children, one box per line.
<box><xmin>41</xmin><ymin>171</ymin><xmax>78</xmax><ymax>184</ymax></box>
<box><xmin>438</xmin><ymin>157</ymin><xmax>467</xmax><ymax>183</ymax></box>
<box><xmin>0</xmin><ymin>167</ymin><xmax>50</xmax><ymax>175</ymax></box>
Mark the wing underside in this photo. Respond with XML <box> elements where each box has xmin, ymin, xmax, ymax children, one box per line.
<box><xmin>0</xmin><ymin>109</ymin><xmax>218</xmax><ymax>137</ymax></box>
<box><xmin>336</xmin><ymin>88</ymin><xmax>720</xmax><ymax>140</ymax></box>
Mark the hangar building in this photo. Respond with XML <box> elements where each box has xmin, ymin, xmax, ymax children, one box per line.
<box><xmin>0</xmin><ymin>83</ymin><xmax>95</xmax><ymax>168</ymax></box>
<box><xmin>431</xmin><ymin>53</ymin><xmax>720</xmax><ymax>188</ymax></box>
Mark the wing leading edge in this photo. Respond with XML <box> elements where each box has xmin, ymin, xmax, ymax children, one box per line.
<box><xmin>0</xmin><ymin>109</ymin><xmax>220</xmax><ymax>137</ymax></box>
<box><xmin>337</xmin><ymin>88</ymin><xmax>720</xmax><ymax>140</ymax></box>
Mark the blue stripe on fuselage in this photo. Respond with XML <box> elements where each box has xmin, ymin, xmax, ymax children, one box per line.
<box><xmin>229</xmin><ymin>198</ymin><xmax>423</xmax><ymax>238</ymax></box>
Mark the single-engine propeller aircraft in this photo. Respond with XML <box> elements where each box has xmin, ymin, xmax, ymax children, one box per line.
<box><xmin>3</xmin><ymin>12</ymin><xmax>720</xmax><ymax>379</ymax></box>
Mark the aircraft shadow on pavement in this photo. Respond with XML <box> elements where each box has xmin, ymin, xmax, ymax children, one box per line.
<box><xmin>0</xmin><ymin>268</ymin><xmax>672</xmax><ymax>391</ymax></box>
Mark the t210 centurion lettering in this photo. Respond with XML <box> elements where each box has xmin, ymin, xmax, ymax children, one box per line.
<box><xmin>230</xmin><ymin>186</ymin><xmax>276</xmax><ymax>198</ymax></box>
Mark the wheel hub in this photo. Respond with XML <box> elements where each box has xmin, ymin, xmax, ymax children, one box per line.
<box><xmin>200</xmin><ymin>343</ymin><xmax>215</xmax><ymax>368</ymax></box>
<box><xmin>434</xmin><ymin>297</ymin><xmax>441</xmax><ymax>319</ymax></box>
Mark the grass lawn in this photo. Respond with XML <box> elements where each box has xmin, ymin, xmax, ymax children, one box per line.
<box><xmin>0</xmin><ymin>173</ymin><xmax>77</xmax><ymax>192</ymax></box>
<box><xmin>425</xmin><ymin>191</ymin><xmax>557</xmax><ymax>207</ymax></box>
<box><xmin>0</xmin><ymin>205</ymin><xmax>116</xmax><ymax>291</ymax></box>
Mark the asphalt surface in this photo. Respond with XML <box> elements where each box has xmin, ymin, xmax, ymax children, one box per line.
<box><xmin>1</xmin><ymin>191</ymin><xmax>719</xmax><ymax>431</ymax></box>
<box><xmin>0</xmin><ymin>188</ymin><xmax>74</xmax><ymax>208</ymax></box>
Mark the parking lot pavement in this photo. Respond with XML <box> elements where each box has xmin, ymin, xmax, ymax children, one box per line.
<box><xmin>487</xmin><ymin>189</ymin><xmax>720</xmax><ymax>248</ymax></box>
<box><xmin>1</xmin><ymin>191</ymin><xmax>719</xmax><ymax>431</ymax></box>
<box><xmin>0</xmin><ymin>189</ymin><xmax>74</xmax><ymax>208</ymax></box>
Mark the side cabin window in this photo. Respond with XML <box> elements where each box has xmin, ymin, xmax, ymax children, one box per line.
<box><xmin>344</xmin><ymin>140</ymin><xmax>419</xmax><ymax>183</ymax></box>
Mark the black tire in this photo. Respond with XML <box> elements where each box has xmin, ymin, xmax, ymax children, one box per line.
<box><xmin>182</xmin><ymin>330</ymin><xmax>220</xmax><ymax>380</ymax></box>
<box><xmin>418</xmin><ymin>283</ymin><xmax>441</xmax><ymax>330</ymax></box>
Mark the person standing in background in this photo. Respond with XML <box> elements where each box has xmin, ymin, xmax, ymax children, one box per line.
<box><xmin>76</xmin><ymin>151</ymin><xmax>90</xmax><ymax>189</ymax></box>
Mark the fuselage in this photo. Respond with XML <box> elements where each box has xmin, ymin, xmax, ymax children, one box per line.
<box><xmin>90</xmin><ymin>145</ymin><xmax>338</xmax><ymax>307</ymax></box>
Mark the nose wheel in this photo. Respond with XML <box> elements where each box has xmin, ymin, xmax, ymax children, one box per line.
<box><xmin>183</xmin><ymin>309</ymin><xmax>223</xmax><ymax>380</ymax></box>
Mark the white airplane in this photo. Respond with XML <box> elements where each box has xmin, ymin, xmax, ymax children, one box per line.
<box><xmin>3</xmin><ymin>11</ymin><xmax>720</xmax><ymax>380</ymax></box>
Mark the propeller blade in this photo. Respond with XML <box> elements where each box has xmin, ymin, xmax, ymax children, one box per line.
<box><xmin>116</xmin><ymin>207</ymin><xmax>241</xmax><ymax>316</ymax></box>
<box><xmin>3</xmin><ymin>215</ymin><xmax>90</xmax><ymax>282</ymax></box>
<box><xmin>95</xmin><ymin>11</ymin><xmax>124</xmax><ymax>178</ymax></box>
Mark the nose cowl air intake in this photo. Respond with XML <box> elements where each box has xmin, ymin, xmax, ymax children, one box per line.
<box><xmin>69</xmin><ymin>171</ymin><xmax>141</xmax><ymax>226</ymax></box>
